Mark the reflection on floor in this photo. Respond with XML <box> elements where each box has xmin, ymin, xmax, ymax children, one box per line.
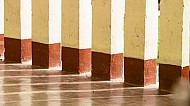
<box><xmin>0</xmin><ymin>61</ymin><xmax>176</xmax><ymax>106</ymax></box>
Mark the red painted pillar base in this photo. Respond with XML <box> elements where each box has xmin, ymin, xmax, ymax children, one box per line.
<box><xmin>92</xmin><ymin>52</ymin><xmax>123</xmax><ymax>80</ymax></box>
<box><xmin>124</xmin><ymin>57</ymin><xmax>156</xmax><ymax>86</ymax></box>
<box><xmin>62</xmin><ymin>47</ymin><xmax>91</xmax><ymax>74</ymax></box>
<box><xmin>32</xmin><ymin>42</ymin><xmax>61</xmax><ymax>68</ymax></box>
<box><xmin>0</xmin><ymin>34</ymin><xmax>4</xmax><ymax>59</ymax></box>
<box><xmin>159</xmin><ymin>64</ymin><xmax>189</xmax><ymax>91</ymax></box>
<box><xmin>5</xmin><ymin>37</ymin><xmax>32</xmax><ymax>63</ymax></box>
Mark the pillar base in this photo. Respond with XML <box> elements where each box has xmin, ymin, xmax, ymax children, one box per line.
<box><xmin>92</xmin><ymin>52</ymin><xmax>123</xmax><ymax>81</ymax></box>
<box><xmin>159</xmin><ymin>64</ymin><xmax>189</xmax><ymax>91</ymax></box>
<box><xmin>5</xmin><ymin>37</ymin><xmax>32</xmax><ymax>63</ymax></box>
<box><xmin>0</xmin><ymin>34</ymin><xmax>4</xmax><ymax>60</ymax></box>
<box><xmin>124</xmin><ymin>57</ymin><xmax>156</xmax><ymax>86</ymax></box>
<box><xmin>62</xmin><ymin>47</ymin><xmax>91</xmax><ymax>74</ymax></box>
<box><xmin>32</xmin><ymin>42</ymin><xmax>61</xmax><ymax>68</ymax></box>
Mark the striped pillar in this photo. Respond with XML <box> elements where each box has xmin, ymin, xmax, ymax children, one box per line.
<box><xmin>0</xmin><ymin>0</ymin><xmax>4</xmax><ymax>60</ymax></box>
<box><xmin>32</xmin><ymin>0</ymin><xmax>61</xmax><ymax>68</ymax></box>
<box><xmin>124</xmin><ymin>0</ymin><xmax>158</xmax><ymax>86</ymax></box>
<box><xmin>92</xmin><ymin>0</ymin><xmax>125</xmax><ymax>80</ymax></box>
<box><xmin>159</xmin><ymin>0</ymin><xmax>190</xmax><ymax>91</ymax></box>
<box><xmin>62</xmin><ymin>0</ymin><xmax>92</xmax><ymax>74</ymax></box>
<box><xmin>4</xmin><ymin>0</ymin><xmax>32</xmax><ymax>63</ymax></box>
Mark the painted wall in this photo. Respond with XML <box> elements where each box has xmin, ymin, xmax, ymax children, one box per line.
<box><xmin>21</xmin><ymin>0</ymin><xmax>31</xmax><ymax>39</ymax></box>
<box><xmin>62</xmin><ymin>0</ymin><xmax>79</xmax><ymax>48</ymax></box>
<box><xmin>144</xmin><ymin>0</ymin><xmax>158</xmax><ymax>60</ymax></box>
<box><xmin>159</xmin><ymin>0</ymin><xmax>189</xmax><ymax>66</ymax></box>
<box><xmin>4</xmin><ymin>0</ymin><xmax>31</xmax><ymax>39</ymax></box>
<box><xmin>124</xmin><ymin>0</ymin><xmax>146</xmax><ymax>59</ymax></box>
<box><xmin>62</xmin><ymin>0</ymin><xmax>92</xmax><ymax>49</ymax></box>
<box><xmin>182</xmin><ymin>0</ymin><xmax>190</xmax><ymax>67</ymax></box>
<box><xmin>4</xmin><ymin>0</ymin><xmax>21</xmax><ymax>39</ymax></box>
<box><xmin>0</xmin><ymin>0</ymin><xmax>4</xmax><ymax>34</ymax></box>
<box><xmin>111</xmin><ymin>0</ymin><xmax>125</xmax><ymax>54</ymax></box>
<box><xmin>92</xmin><ymin>0</ymin><xmax>111</xmax><ymax>54</ymax></box>
<box><xmin>49</xmin><ymin>0</ymin><xmax>61</xmax><ymax>44</ymax></box>
<box><xmin>32</xmin><ymin>0</ymin><xmax>49</xmax><ymax>44</ymax></box>
<box><xmin>79</xmin><ymin>0</ymin><xmax>92</xmax><ymax>49</ymax></box>
<box><xmin>32</xmin><ymin>0</ymin><xmax>61</xmax><ymax>44</ymax></box>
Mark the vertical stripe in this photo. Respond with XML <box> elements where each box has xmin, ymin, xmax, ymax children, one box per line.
<box><xmin>21</xmin><ymin>0</ymin><xmax>31</xmax><ymax>39</ymax></box>
<box><xmin>124</xmin><ymin>0</ymin><xmax>146</xmax><ymax>59</ymax></box>
<box><xmin>4</xmin><ymin>0</ymin><xmax>21</xmax><ymax>39</ymax></box>
<box><xmin>144</xmin><ymin>0</ymin><xmax>158</xmax><ymax>60</ymax></box>
<box><xmin>49</xmin><ymin>0</ymin><xmax>62</xmax><ymax>44</ymax></box>
<box><xmin>92</xmin><ymin>0</ymin><xmax>111</xmax><ymax>54</ymax></box>
<box><xmin>62</xmin><ymin>0</ymin><xmax>79</xmax><ymax>48</ymax></box>
<box><xmin>79</xmin><ymin>0</ymin><xmax>92</xmax><ymax>49</ymax></box>
<box><xmin>0</xmin><ymin>0</ymin><xmax>4</xmax><ymax>34</ymax></box>
<box><xmin>111</xmin><ymin>0</ymin><xmax>125</xmax><ymax>54</ymax></box>
<box><xmin>159</xmin><ymin>0</ymin><xmax>184</xmax><ymax>66</ymax></box>
<box><xmin>182</xmin><ymin>0</ymin><xmax>190</xmax><ymax>67</ymax></box>
<box><xmin>32</xmin><ymin>0</ymin><xmax>49</xmax><ymax>44</ymax></box>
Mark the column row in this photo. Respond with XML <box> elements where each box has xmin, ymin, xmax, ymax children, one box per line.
<box><xmin>0</xmin><ymin>0</ymin><xmax>189</xmax><ymax>92</ymax></box>
<box><xmin>4</xmin><ymin>0</ymin><xmax>61</xmax><ymax>67</ymax></box>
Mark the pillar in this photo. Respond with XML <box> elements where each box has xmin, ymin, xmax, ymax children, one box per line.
<box><xmin>124</xmin><ymin>0</ymin><xmax>158</xmax><ymax>86</ymax></box>
<box><xmin>4</xmin><ymin>0</ymin><xmax>32</xmax><ymax>63</ymax></box>
<box><xmin>62</xmin><ymin>0</ymin><xmax>92</xmax><ymax>74</ymax></box>
<box><xmin>159</xmin><ymin>0</ymin><xmax>190</xmax><ymax>91</ymax></box>
<box><xmin>32</xmin><ymin>0</ymin><xmax>61</xmax><ymax>68</ymax></box>
<box><xmin>92</xmin><ymin>0</ymin><xmax>125</xmax><ymax>81</ymax></box>
<box><xmin>0</xmin><ymin>0</ymin><xmax>4</xmax><ymax>60</ymax></box>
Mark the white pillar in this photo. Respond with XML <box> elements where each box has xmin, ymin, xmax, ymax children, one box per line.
<box><xmin>32</xmin><ymin>0</ymin><xmax>61</xmax><ymax>68</ymax></box>
<box><xmin>62</xmin><ymin>0</ymin><xmax>92</xmax><ymax>74</ymax></box>
<box><xmin>4</xmin><ymin>0</ymin><xmax>32</xmax><ymax>63</ymax></box>
<box><xmin>92</xmin><ymin>0</ymin><xmax>125</xmax><ymax>81</ymax></box>
<box><xmin>159</xmin><ymin>0</ymin><xmax>190</xmax><ymax>91</ymax></box>
<box><xmin>124</xmin><ymin>0</ymin><xmax>158</xmax><ymax>86</ymax></box>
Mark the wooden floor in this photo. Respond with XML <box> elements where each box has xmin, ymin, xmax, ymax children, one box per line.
<box><xmin>0</xmin><ymin>61</ymin><xmax>177</xmax><ymax>106</ymax></box>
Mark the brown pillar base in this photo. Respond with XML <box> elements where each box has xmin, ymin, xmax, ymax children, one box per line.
<box><xmin>5</xmin><ymin>37</ymin><xmax>32</xmax><ymax>63</ymax></box>
<box><xmin>62</xmin><ymin>47</ymin><xmax>91</xmax><ymax>74</ymax></box>
<box><xmin>124</xmin><ymin>57</ymin><xmax>156</xmax><ymax>86</ymax></box>
<box><xmin>32</xmin><ymin>42</ymin><xmax>61</xmax><ymax>68</ymax></box>
<box><xmin>92</xmin><ymin>52</ymin><xmax>123</xmax><ymax>81</ymax></box>
<box><xmin>159</xmin><ymin>64</ymin><xmax>189</xmax><ymax>91</ymax></box>
<box><xmin>0</xmin><ymin>34</ymin><xmax>4</xmax><ymax>60</ymax></box>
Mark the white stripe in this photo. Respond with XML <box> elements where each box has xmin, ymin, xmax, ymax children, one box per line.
<box><xmin>20</xmin><ymin>78</ymin><xmax>32</xmax><ymax>106</ymax></box>
<box><xmin>0</xmin><ymin>94</ymin><xmax>170</xmax><ymax>104</ymax></box>
<box><xmin>0</xmin><ymin>71</ymin><xmax>4</xmax><ymax>104</ymax></box>
<box><xmin>182</xmin><ymin>0</ymin><xmax>190</xmax><ymax>67</ymax></box>
<box><xmin>20</xmin><ymin>0</ymin><xmax>31</xmax><ymax>39</ymax></box>
<box><xmin>49</xmin><ymin>0</ymin><xmax>62</xmax><ymax>44</ymax></box>
<box><xmin>144</xmin><ymin>0</ymin><xmax>158</xmax><ymax>60</ymax></box>
<box><xmin>0</xmin><ymin>87</ymin><xmax>158</xmax><ymax>96</ymax></box>
<box><xmin>2</xmin><ymin>81</ymin><xmax>113</xmax><ymax>87</ymax></box>
<box><xmin>79</xmin><ymin>0</ymin><xmax>92</xmax><ymax>49</ymax></box>
<box><xmin>0</xmin><ymin>0</ymin><xmax>4</xmax><ymax>34</ymax></box>
<box><xmin>0</xmin><ymin>74</ymin><xmax>85</xmax><ymax>78</ymax></box>
<box><xmin>111</xmin><ymin>0</ymin><xmax>125</xmax><ymax>54</ymax></box>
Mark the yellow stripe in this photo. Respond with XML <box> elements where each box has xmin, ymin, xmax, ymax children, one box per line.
<box><xmin>62</xmin><ymin>0</ymin><xmax>79</xmax><ymax>48</ymax></box>
<box><xmin>32</xmin><ymin>0</ymin><xmax>49</xmax><ymax>44</ymax></box>
<box><xmin>124</xmin><ymin>0</ymin><xmax>146</xmax><ymax>59</ymax></box>
<box><xmin>92</xmin><ymin>0</ymin><xmax>111</xmax><ymax>54</ymax></box>
<box><xmin>4</xmin><ymin>0</ymin><xmax>21</xmax><ymax>39</ymax></box>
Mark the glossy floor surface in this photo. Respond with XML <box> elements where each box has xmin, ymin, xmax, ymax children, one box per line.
<box><xmin>0</xmin><ymin>61</ymin><xmax>177</xmax><ymax>106</ymax></box>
